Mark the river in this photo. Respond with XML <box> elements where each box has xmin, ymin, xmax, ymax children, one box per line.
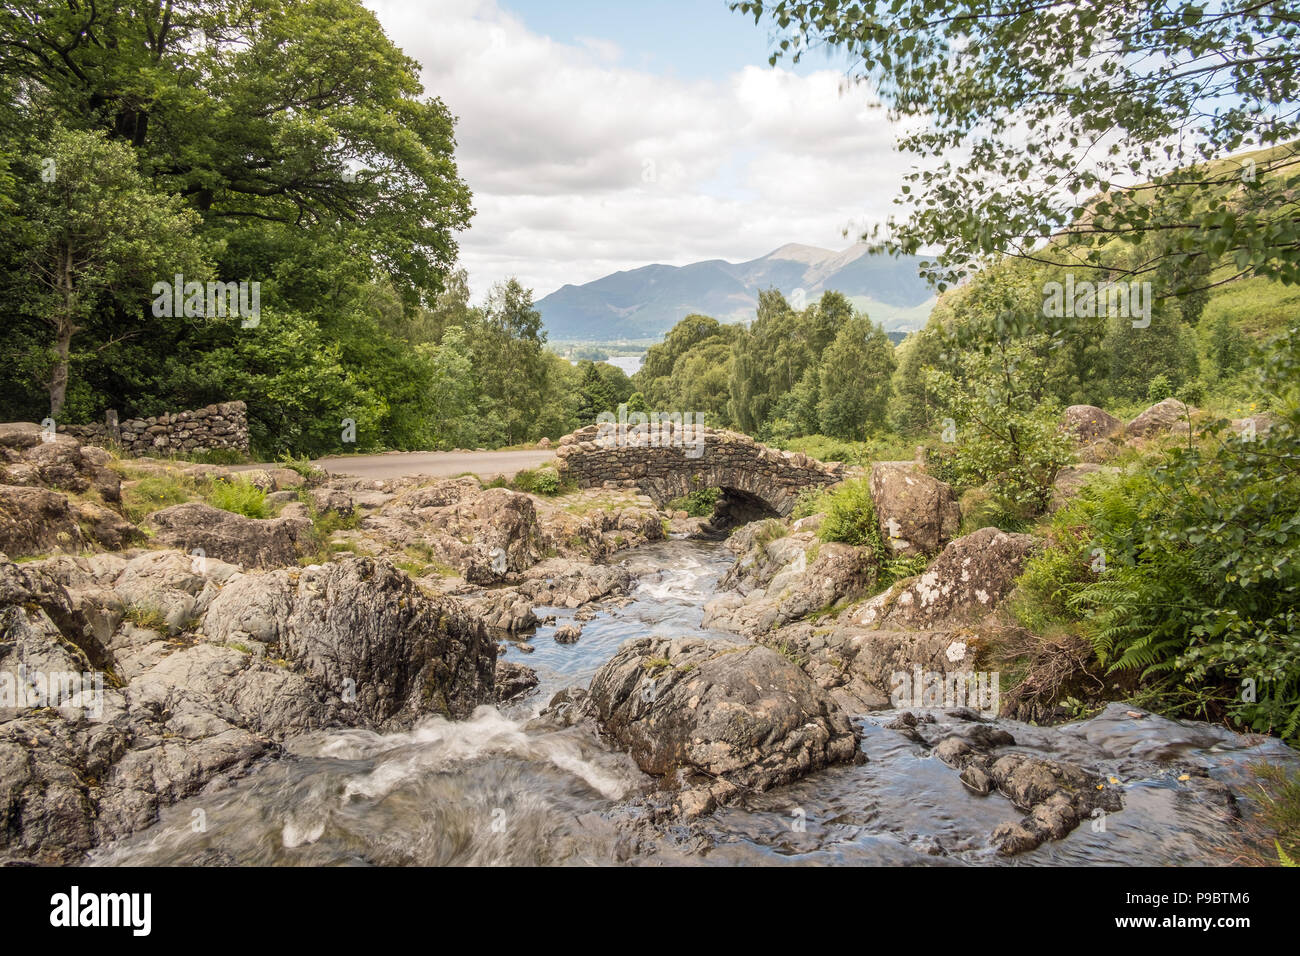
<box><xmin>89</xmin><ymin>536</ymin><xmax>1294</xmax><ymax>866</ymax></box>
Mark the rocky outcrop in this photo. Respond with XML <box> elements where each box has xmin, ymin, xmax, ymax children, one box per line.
<box><xmin>577</xmin><ymin>636</ymin><xmax>861</xmax><ymax>810</ymax></box>
<box><xmin>852</xmin><ymin>527</ymin><xmax>1038</xmax><ymax>630</ymax></box>
<box><xmin>868</xmin><ymin>462</ymin><xmax>960</xmax><ymax>557</ymax></box>
<box><xmin>495</xmin><ymin>659</ymin><xmax>538</xmax><ymax>703</ymax></box>
<box><xmin>361</xmin><ymin>485</ymin><xmax>543</xmax><ymax>583</ymax></box>
<box><xmin>1127</xmin><ymin>398</ymin><xmax>1194</xmax><ymax>439</ymax></box>
<box><xmin>916</xmin><ymin>712</ymin><xmax>1123</xmax><ymax>854</ymax></box>
<box><xmin>756</xmin><ymin>624</ymin><xmax>976</xmax><ymax>714</ymax></box>
<box><xmin>0</xmin><ymin>552</ymin><xmax>496</xmax><ymax>863</ymax></box>
<box><xmin>144</xmin><ymin>502</ymin><xmax>315</xmax><ymax>569</ymax></box>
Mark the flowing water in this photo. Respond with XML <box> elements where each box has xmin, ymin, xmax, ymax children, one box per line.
<box><xmin>90</xmin><ymin>537</ymin><xmax>1297</xmax><ymax>866</ymax></box>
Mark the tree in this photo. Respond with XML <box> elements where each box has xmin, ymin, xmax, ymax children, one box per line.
<box><xmin>18</xmin><ymin>127</ymin><xmax>207</xmax><ymax>418</ymax></box>
<box><xmin>816</xmin><ymin>316</ymin><xmax>896</xmax><ymax>440</ymax></box>
<box><xmin>0</xmin><ymin>0</ymin><xmax>474</xmax><ymax>309</ymax></box>
<box><xmin>736</xmin><ymin>1</ymin><xmax>1300</xmax><ymax>296</ymax></box>
<box><xmin>1101</xmin><ymin>303</ymin><xmax>1200</xmax><ymax>403</ymax></box>
<box><xmin>472</xmin><ymin>279</ymin><xmax>549</xmax><ymax>445</ymax></box>
<box><xmin>575</xmin><ymin>361</ymin><xmax>617</xmax><ymax>424</ymax></box>
<box><xmin>421</xmin><ymin>326</ymin><xmax>478</xmax><ymax>449</ymax></box>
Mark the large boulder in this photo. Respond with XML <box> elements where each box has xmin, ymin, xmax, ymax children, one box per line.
<box><xmin>1062</xmin><ymin>405</ymin><xmax>1123</xmax><ymax>444</ymax></box>
<box><xmin>362</xmin><ymin>485</ymin><xmax>545</xmax><ymax>583</ymax></box>
<box><xmin>852</xmin><ymin>527</ymin><xmax>1038</xmax><ymax>629</ymax></box>
<box><xmin>144</xmin><ymin>501</ymin><xmax>315</xmax><ymax>569</ymax></box>
<box><xmin>583</xmin><ymin>636</ymin><xmax>861</xmax><ymax>799</ymax></box>
<box><xmin>869</xmin><ymin>462</ymin><xmax>960</xmax><ymax>557</ymax></box>
<box><xmin>1127</xmin><ymin>398</ymin><xmax>1194</xmax><ymax>439</ymax></box>
<box><xmin>0</xmin><ymin>428</ymin><xmax>121</xmax><ymax>502</ymax></box>
<box><xmin>283</xmin><ymin>557</ymin><xmax>496</xmax><ymax>724</ymax></box>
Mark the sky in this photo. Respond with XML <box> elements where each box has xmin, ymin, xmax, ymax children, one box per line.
<box><xmin>365</xmin><ymin>0</ymin><xmax>911</xmax><ymax>301</ymax></box>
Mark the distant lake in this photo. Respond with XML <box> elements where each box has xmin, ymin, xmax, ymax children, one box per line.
<box><xmin>606</xmin><ymin>355</ymin><xmax>644</xmax><ymax>376</ymax></box>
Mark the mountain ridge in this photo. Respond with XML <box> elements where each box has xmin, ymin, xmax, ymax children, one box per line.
<box><xmin>537</xmin><ymin>243</ymin><xmax>937</xmax><ymax>341</ymax></box>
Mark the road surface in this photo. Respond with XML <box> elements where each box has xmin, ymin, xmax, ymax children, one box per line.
<box><xmin>306</xmin><ymin>448</ymin><xmax>556</xmax><ymax>481</ymax></box>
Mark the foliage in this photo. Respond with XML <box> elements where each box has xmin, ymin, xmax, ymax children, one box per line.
<box><xmin>206</xmin><ymin>477</ymin><xmax>270</xmax><ymax>519</ymax></box>
<box><xmin>736</xmin><ymin>2</ymin><xmax>1300</xmax><ymax>291</ymax></box>
<box><xmin>668</xmin><ymin>487</ymin><xmax>721</xmax><ymax>517</ymax></box>
<box><xmin>510</xmin><ymin>467</ymin><xmax>563</xmax><ymax>497</ymax></box>
<box><xmin>927</xmin><ymin>335</ymin><xmax>1074</xmax><ymax>518</ymax></box>
<box><xmin>815</xmin><ymin>478</ymin><xmax>884</xmax><ymax>552</ymax></box>
<box><xmin>816</xmin><ymin>316</ymin><xmax>896</xmax><ymax>439</ymax></box>
<box><xmin>1014</xmin><ymin>332</ymin><xmax>1300</xmax><ymax>737</ymax></box>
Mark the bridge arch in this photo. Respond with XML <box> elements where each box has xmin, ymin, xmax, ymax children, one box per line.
<box><xmin>554</xmin><ymin>424</ymin><xmax>843</xmax><ymax>518</ymax></box>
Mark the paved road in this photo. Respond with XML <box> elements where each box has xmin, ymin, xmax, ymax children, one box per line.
<box><xmin>307</xmin><ymin>448</ymin><xmax>556</xmax><ymax>481</ymax></box>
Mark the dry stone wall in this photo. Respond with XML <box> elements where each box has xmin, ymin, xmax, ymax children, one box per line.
<box><xmin>59</xmin><ymin>401</ymin><xmax>250</xmax><ymax>456</ymax></box>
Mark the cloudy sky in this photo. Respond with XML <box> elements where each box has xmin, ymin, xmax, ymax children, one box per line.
<box><xmin>366</xmin><ymin>0</ymin><xmax>912</xmax><ymax>301</ymax></box>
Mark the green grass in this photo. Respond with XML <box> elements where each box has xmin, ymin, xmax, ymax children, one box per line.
<box><xmin>123</xmin><ymin>603</ymin><xmax>169</xmax><ymax>631</ymax></box>
<box><xmin>1203</xmin><ymin>274</ymin><xmax>1300</xmax><ymax>341</ymax></box>
<box><xmin>121</xmin><ymin>474</ymin><xmax>199</xmax><ymax>522</ymax></box>
<box><xmin>509</xmin><ymin>466</ymin><xmax>566</xmax><ymax>496</ymax></box>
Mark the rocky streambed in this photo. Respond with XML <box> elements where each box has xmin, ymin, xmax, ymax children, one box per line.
<box><xmin>80</xmin><ymin>537</ymin><xmax>1294</xmax><ymax>866</ymax></box>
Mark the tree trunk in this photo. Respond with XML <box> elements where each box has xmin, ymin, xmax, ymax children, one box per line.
<box><xmin>49</xmin><ymin>243</ymin><xmax>76</xmax><ymax>420</ymax></box>
<box><xmin>49</xmin><ymin>319</ymin><xmax>73</xmax><ymax>421</ymax></box>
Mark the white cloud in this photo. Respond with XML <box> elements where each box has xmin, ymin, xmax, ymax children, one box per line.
<box><xmin>366</xmin><ymin>0</ymin><xmax>915</xmax><ymax>302</ymax></box>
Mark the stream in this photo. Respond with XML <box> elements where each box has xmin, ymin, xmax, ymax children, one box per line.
<box><xmin>90</xmin><ymin>537</ymin><xmax>1296</xmax><ymax>866</ymax></box>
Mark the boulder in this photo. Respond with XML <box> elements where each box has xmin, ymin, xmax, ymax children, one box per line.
<box><xmin>583</xmin><ymin>636</ymin><xmax>861</xmax><ymax>797</ymax></box>
<box><xmin>1062</xmin><ymin>405</ymin><xmax>1123</xmax><ymax>443</ymax></box>
<box><xmin>309</xmin><ymin>487</ymin><xmax>354</xmax><ymax>518</ymax></box>
<box><xmin>852</xmin><ymin>527</ymin><xmax>1038</xmax><ymax>629</ymax></box>
<box><xmin>868</xmin><ymin>462</ymin><xmax>960</xmax><ymax>557</ymax></box>
<box><xmin>144</xmin><ymin>502</ymin><xmax>314</xmax><ymax>569</ymax></box>
<box><xmin>704</xmin><ymin>540</ymin><xmax>876</xmax><ymax>636</ymax></box>
<box><xmin>283</xmin><ymin>557</ymin><xmax>496</xmax><ymax>725</ymax></box>
<box><xmin>1127</xmin><ymin>398</ymin><xmax>1194</xmax><ymax>439</ymax></box>
<box><xmin>553</xmin><ymin>623</ymin><xmax>582</xmax><ymax>643</ymax></box>
<box><xmin>0</xmin><ymin>485</ymin><xmax>88</xmax><ymax>556</ymax></box>
<box><xmin>495</xmin><ymin>659</ymin><xmax>539</xmax><ymax>703</ymax></box>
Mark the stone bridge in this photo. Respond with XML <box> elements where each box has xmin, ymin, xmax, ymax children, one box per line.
<box><xmin>554</xmin><ymin>423</ymin><xmax>843</xmax><ymax>518</ymax></box>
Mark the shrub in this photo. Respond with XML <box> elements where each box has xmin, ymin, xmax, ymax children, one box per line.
<box><xmin>927</xmin><ymin>335</ymin><xmax>1074</xmax><ymax>518</ymax></box>
<box><xmin>511</xmin><ymin>467</ymin><xmax>562</xmax><ymax>496</ymax></box>
<box><xmin>817</xmin><ymin>478</ymin><xmax>884</xmax><ymax>551</ymax></box>
<box><xmin>1146</xmin><ymin>373</ymin><xmax>1172</xmax><ymax>403</ymax></box>
<box><xmin>206</xmin><ymin>477</ymin><xmax>270</xmax><ymax>518</ymax></box>
<box><xmin>668</xmin><ymin>487</ymin><xmax>720</xmax><ymax>516</ymax></box>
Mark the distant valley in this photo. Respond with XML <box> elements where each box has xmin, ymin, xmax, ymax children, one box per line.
<box><xmin>537</xmin><ymin>243</ymin><xmax>937</xmax><ymax>342</ymax></box>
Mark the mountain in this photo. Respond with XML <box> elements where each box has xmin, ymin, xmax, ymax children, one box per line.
<box><xmin>537</xmin><ymin>243</ymin><xmax>937</xmax><ymax>341</ymax></box>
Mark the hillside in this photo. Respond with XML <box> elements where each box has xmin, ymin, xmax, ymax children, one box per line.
<box><xmin>536</xmin><ymin>243</ymin><xmax>936</xmax><ymax>340</ymax></box>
